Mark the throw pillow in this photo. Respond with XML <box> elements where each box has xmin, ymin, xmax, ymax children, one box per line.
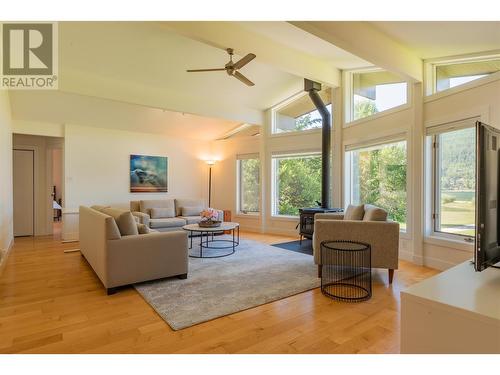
<box><xmin>100</xmin><ymin>207</ymin><xmax>139</xmax><ymax>236</ymax></box>
<box><xmin>363</xmin><ymin>204</ymin><xmax>388</xmax><ymax>221</ymax></box>
<box><xmin>344</xmin><ymin>204</ymin><xmax>365</xmax><ymax>220</ymax></box>
<box><xmin>181</xmin><ymin>206</ymin><xmax>203</xmax><ymax>216</ymax></box>
<box><xmin>137</xmin><ymin>223</ymin><xmax>151</xmax><ymax>234</ymax></box>
<box><xmin>150</xmin><ymin>207</ymin><xmax>175</xmax><ymax>219</ymax></box>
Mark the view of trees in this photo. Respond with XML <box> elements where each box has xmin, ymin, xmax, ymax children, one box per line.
<box><xmin>352</xmin><ymin>142</ymin><xmax>407</xmax><ymax>226</ymax></box>
<box><xmin>353</xmin><ymin>95</ymin><xmax>378</xmax><ymax>120</ymax></box>
<box><xmin>293</xmin><ymin>104</ymin><xmax>332</xmax><ymax>131</ymax></box>
<box><xmin>439</xmin><ymin>128</ymin><xmax>475</xmax><ymax>191</ymax></box>
<box><xmin>239</xmin><ymin>158</ymin><xmax>260</xmax><ymax>213</ymax></box>
<box><xmin>275</xmin><ymin>155</ymin><xmax>322</xmax><ymax>216</ymax></box>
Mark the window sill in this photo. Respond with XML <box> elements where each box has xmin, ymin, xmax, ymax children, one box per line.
<box><xmin>424</xmin><ymin>235</ymin><xmax>474</xmax><ymax>252</ymax></box>
<box><xmin>269</xmin><ymin>128</ymin><xmax>322</xmax><ymax>138</ymax></box>
<box><xmin>270</xmin><ymin>215</ymin><xmax>299</xmax><ymax>222</ymax></box>
<box><xmin>343</xmin><ymin>102</ymin><xmax>412</xmax><ymax>128</ymax></box>
<box><xmin>234</xmin><ymin>213</ymin><xmax>260</xmax><ymax>220</ymax></box>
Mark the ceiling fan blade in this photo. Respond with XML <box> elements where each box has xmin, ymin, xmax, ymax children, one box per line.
<box><xmin>186</xmin><ymin>68</ymin><xmax>226</xmax><ymax>72</ymax></box>
<box><xmin>232</xmin><ymin>53</ymin><xmax>256</xmax><ymax>70</ymax></box>
<box><xmin>233</xmin><ymin>71</ymin><xmax>255</xmax><ymax>86</ymax></box>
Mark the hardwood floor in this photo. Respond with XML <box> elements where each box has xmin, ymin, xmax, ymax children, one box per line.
<box><xmin>0</xmin><ymin>232</ymin><xmax>439</xmax><ymax>354</ymax></box>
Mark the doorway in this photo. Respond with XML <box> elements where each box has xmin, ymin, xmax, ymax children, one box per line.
<box><xmin>12</xmin><ymin>134</ymin><xmax>64</xmax><ymax>238</ymax></box>
<box><xmin>13</xmin><ymin>149</ymin><xmax>35</xmax><ymax>237</ymax></box>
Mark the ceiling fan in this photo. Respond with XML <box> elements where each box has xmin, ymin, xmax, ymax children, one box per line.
<box><xmin>187</xmin><ymin>48</ymin><xmax>256</xmax><ymax>86</ymax></box>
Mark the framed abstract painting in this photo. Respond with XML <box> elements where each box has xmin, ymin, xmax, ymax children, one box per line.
<box><xmin>130</xmin><ymin>154</ymin><xmax>168</xmax><ymax>193</ymax></box>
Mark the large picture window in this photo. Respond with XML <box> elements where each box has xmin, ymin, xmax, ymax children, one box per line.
<box><xmin>346</xmin><ymin>140</ymin><xmax>407</xmax><ymax>231</ymax></box>
<box><xmin>273</xmin><ymin>89</ymin><xmax>331</xmax><ymax>134</ymax></box>
<box><xmin>272</xmin><ymin>153</ymin><xmax>322</xmax><ymax>216</ymax></box>
<box><xmin>430</xmin><ymin>127</ymin><xmax>476</xmax><ymax>238</ymax></box>
<box><xmin>237</xmin><ymin>155</ymin><xmax>260</xmax><ymax>214</ymax></box>
<box><xmin>350</xmin><ymin>70</ymin><xmax>408</xmax><ymax>122</ymax></box>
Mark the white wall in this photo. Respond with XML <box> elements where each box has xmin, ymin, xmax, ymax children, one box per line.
<box><xmin>63</xmin><ymin>124</ymin><xmax>209</xmax><ymax>240</ymax></box>
<box><xmin>0</xmin><ymin>91</ymin><xmax>13</xmax><ymax>263</ymax></box>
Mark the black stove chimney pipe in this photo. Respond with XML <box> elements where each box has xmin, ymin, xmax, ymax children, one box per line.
<box><xmin>304</xmin><ymin>79</ymin><xmax>331</xmax><ymax>209</ymax></box>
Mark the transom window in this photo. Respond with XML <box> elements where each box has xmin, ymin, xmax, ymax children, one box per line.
<box><xmin>349</xmin><ymin>69</ymin><xmax>408</xmax><ymax>123</ymax></box>
<box><xmin>236</xmin><ymin>154</ymin><xmax>260</xmax><ymax>215</ymax></box>
<box><xmin>345</xmin><ymin>140</ymin><xmax>408</xmax><ymax>231</ymax></box>
<box><xmin>272</xmin><ymin>153</ymin><xmax>322</xmax><ymax>217</ymax></box>
<box><xmin>430</xmin><ymin>56</ymin><xmax>500</xmax><ymax>94</ymax></box>
<box><xmin>272</xmin><ymin>89</ymin><xmax>331</xmax><ymax>134</ymax></box>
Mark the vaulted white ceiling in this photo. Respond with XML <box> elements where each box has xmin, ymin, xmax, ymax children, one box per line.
<box><xmin>371</xmin><ymin>21</ymin><xmax>500</xmax><ymax>59</ymax></box>
<box><xmin>9</xmin><ymin>21</ymin><xmax>500</xmax><ymax>141</ymax></box>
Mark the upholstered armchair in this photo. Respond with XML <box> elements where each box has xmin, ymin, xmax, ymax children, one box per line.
<box><xmin>312</xmin><ymin>204</ymin><xmax>400</xmax><ymax>284</ymax></box>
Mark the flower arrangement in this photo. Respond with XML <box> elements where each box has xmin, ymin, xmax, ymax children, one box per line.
<box><xmin>199</xmin><ymin>208</ymin><xmax>221</xmax><ymax>228</ymax></box>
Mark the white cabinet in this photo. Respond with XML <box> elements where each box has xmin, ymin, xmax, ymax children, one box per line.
<box><xmin>401</xmin><ymin>260</ymin><xmax>500</xmax><ymax>353</ymax></box>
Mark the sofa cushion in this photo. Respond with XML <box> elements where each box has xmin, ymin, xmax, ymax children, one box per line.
<box><xmin>181</xmin><ymin>206</ymin><xmax>203</xmax><ymax>217</ymax></box>
<box><xmin>137</xmin><ymin>223</ymin><xmax>151</xmax><ymax>234</ymax></box>
<box><xmin>344</xmin><ymin>204</ymin><xmax>365</xmax><ymax>220</ymax></box>
<box><xmin>179</xmin><ymin>216</ymin><xmax>202</xmax><ymax>225</ymax></box>
<box><xmin>149</xmin><ymin>217</ymin><xmax>186</xmax><ymax>229</ymax></box>
<box><xmin>140</xmin><ymin>199</ymin><xmax>175</xmax><ymax>216</ymax></box>
<box><xmin>150</xmin><ymin>207</ymin><xmax>176</xmax><ymax>219</ymax></box>
<box><xmin>130</xmin><ymin>200</ymin><xmax>140</xmax><ymax>212</ymax></box>
<box><xmin>363</xmin><ymin>204</ymin><xmax>388</xmax><ymax>221</ymax></box>
<box><xmin>175</xmin><ymin>198</ymin><xmax>205</xmax><ymax>217</ymax></box>
<box><xmin>100</xmin><ymin>207</ymin><xmax>139</xmax><ymax>236</ymax></box>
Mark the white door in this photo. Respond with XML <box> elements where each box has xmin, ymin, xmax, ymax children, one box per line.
<box><xmin>13</xmin><ymin>149</ymin><xmax>34</xmax><ymax>237</ymax></box>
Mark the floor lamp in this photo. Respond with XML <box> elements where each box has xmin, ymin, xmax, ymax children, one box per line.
<box><xmin>206</xmin><ymin>160</ymin><xmax>216</xmax><ymax>207</ymax></box>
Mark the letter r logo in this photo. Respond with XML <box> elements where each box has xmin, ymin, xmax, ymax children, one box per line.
<box><xmin>2</xmin><ymin>23</ymin><xmax>53</xmax><ymax>75</ymax></box>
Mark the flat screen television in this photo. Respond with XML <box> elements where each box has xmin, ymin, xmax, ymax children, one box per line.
<box><xmin>475</xmin><ymin>121</ymin><xmax>500</xmax><ymax>271</ymax></box>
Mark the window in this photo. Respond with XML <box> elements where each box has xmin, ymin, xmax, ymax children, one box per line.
<box><xmin>430</xmin><ymin>127</ymin><xmax>476</xmax><ymax>238</ymax></box>
<box><xmin>272</xmin><ymin>153</ymin><xmax>322</xmax><ymax>216</ymax></box>
<box><xmin>346</xmin><ymin>140</ymin><xmax>407</xmax><ymax>231</ymax></box>
<box><xmin>237</xmin><ymin>154</ymin><xmax>260</xmax><ymax>214</ymax></box>
<box><xmin>273</xmin><ymin>88</ymin><xmax>331</xmax><ymax>134</ymax></box>
<box><xmin>432</xmin><ymin>57</ymin><xmax>500</xmax><ymax>93</ymax></box>
<box><xmin>350</xmin><ymin>70</ymin><xmax>408</xmax><ymax>122</ymax></box>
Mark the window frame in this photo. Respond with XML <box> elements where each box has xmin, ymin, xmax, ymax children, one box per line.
<box><xmin>236</xmin><ymin>154</ymin><xmax>261</xmax><ymax>216</ymax></box>
<box><xmin>271</xmin><ymin>151</ymin><xmax>322</xmax><ymax>218</ymax></box>
<box><xmin>425</xmin><ymin>53</ymin><xmax>500</xmax><ymax>96</ymax></box>
<box><xmin>427</xmin><ymin>124</ymin><xmax>477</xmax><ymax>242</ymax></box>
<box><xmin>343</xmin><ymin>67</ymin><xmax>411</xmax><ymax>127</ymax></box>
<box><xmin>344</xmin><ymin>134</ymin><xmax>409</xmax><ymax>234</ymax></box>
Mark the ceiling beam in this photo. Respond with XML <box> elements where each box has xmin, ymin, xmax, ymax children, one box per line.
<box><xmin>161</xmin><ymin>21</ymin><xmax>341</xmax><ymax>87</ymax></box>
<box><xmin>290</xmin><ymin>21</ymin><xmax>423</xmax><ymax>82</ymax></box>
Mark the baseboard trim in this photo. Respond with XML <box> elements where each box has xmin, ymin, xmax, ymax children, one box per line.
<box><xmin>0</xmin><ymin>238</ymin><xmax>14</xmax><ymax>277</ymax></box>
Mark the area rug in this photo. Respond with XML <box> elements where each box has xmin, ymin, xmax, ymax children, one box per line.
<box><xmin>271</xmin><ymin>239</ymin><xmax>313</xmax><ymax>255</ymax></box>
<box><xmin>134</xmin><ymin>237</ymin><xmax>319</xmax><ymax>330</ymax></box>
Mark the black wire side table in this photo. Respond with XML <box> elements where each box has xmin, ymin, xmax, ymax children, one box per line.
<box><xmin>320</xmin><ymin>240</ymin><xmax>372</xmax><ymax>302</ymax></box>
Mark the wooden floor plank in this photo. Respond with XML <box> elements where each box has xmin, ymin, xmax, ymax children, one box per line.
<box><xmin>0</xmin><ymin>231</ymin><xmax>439</xmax><ymax>353</ymax></box>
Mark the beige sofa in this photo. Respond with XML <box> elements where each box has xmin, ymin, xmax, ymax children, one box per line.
<box><xmin>130</xmin><ymin>199</ymin><xmax>224</xmax><ymax>232</ymax></box>
<box><xmin>313</xmin><ymin>204</ymin><xmax>400</xmax><ymax>284</ymax></box>
<box><xmin>79</xmin><ymin>206</ymin><xmax>188</xmax><ymax>294</ymax></box>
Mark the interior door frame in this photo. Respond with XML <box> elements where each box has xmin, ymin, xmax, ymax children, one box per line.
<box><xmin>13</xmin><ymin>148</ymin><xmax>35</xmax><ymax>237</ymax></box>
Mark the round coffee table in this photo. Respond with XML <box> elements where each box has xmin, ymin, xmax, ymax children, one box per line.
<box><xmin>182</xmin><ymin>222</ymin><xmax>240</xmax><ymax>258</ymax></box>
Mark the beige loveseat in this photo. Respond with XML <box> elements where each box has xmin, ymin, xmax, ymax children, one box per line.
<box><xmin>313</xmin><ymin>204</ymin><xmax>400</xmax><ymax>284</ymax></box>
<box><xmin>79</xmin><ymin>206</ymin><xmax>188</xmax><ymax>294</ymax></box>
<box><xmin>130</xmin><ymin>199</ymin><xmax>224</xmax><ymax>232</ymax></box>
